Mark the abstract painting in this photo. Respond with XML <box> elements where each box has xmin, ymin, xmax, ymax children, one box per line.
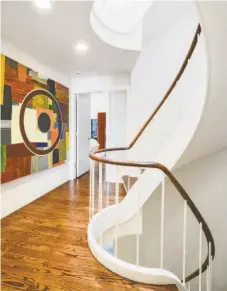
<box><xmin>0</xmin><ymin>54</ymin><xmax>69</xmax><ymax>183</ymax></box>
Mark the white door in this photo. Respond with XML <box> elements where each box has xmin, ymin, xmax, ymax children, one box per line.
<box><xmin>77</xmin><ymin>93</ymin><xmax>91</xmax><ymax>177</ymax></box>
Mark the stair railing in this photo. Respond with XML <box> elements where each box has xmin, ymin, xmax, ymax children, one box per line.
<box><xmin>89</xmin><ymin>24</ymin><xmax>215</xmax><ymax>289</ymax></box>
<box><xmin>89</xmin><ymin>159</ymin><xmax>215</xmax><ymax>288</ymax></box>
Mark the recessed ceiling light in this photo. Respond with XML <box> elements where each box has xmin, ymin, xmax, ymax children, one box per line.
<box><xmin>33</xmin><ymin>0</ymin><xmax>52</xmax><ymax>10</ymax></box>
<box><xmin>74</xmin><ymin>41</ymin><xmax>90</xmax><ymax>55</ymax></box>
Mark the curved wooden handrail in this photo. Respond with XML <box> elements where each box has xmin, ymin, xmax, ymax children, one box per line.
<box><xmin>89</xmin><ymin>23</ymin><xmax>215</xmax><ymax>283</ymax></box>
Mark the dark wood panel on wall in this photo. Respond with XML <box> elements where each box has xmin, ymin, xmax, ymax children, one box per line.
<box><xmin>97</xmin><ymin>112</ymin><xmax>106</xmax><ymax>150</ymax></box>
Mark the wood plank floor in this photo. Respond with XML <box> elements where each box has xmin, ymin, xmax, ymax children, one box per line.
<box><xmin>1</xmin><ymin>172</ymin><xmax>178</xmax><ymax>291</ymax></box>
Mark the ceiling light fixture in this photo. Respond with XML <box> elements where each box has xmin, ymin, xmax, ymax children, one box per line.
<box><xmin>74</xmin><ymin>41</ymin><xmax>90</xmax><ymax>55</ymax></box>
<box><xmin>33</xmin><ymin>0</ymin><xmax>52</xmax><ymax>10</ymax></box>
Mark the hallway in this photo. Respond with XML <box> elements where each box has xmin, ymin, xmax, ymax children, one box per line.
<box><xmin>1</xmin><ymin>173</ymin><xmax>177</xmax><ymax>291</ymax></box>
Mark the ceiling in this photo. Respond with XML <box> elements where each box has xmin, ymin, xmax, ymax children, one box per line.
<box><xmin>1</xmin><ymin>1</ymin><xmax>139</xmax><ymax>77</ymax></box>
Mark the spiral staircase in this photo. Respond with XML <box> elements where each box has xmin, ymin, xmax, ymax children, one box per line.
<box><xmin>87</xmin><ymin>1</ymin><xmax>227</xmax><ymax>291</ymax></box>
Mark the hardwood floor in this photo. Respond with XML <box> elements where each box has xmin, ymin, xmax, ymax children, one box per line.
<box><xmin>1</xmin><ymin>172</ymin><xmax>177</xmax><ymax>291</ymax></box>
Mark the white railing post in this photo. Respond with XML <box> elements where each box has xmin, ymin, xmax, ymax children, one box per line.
<box><xmin>206</xmin><ymin>261</ymin><xmax>209</xmax><ymax>291</ymax></box>
<box><xmin>127</xmin><ymin>175</ymin><xmax>130</xmax><ymax>191</ymax></box>
<box><xmin>160</xmin><ymin>175</ymin><xmax>165</xmax><ymax>268</ymax></box>
<box><xmin>89</xmin><ymin>159</ymin><xmax>92</xmax><ymax>221</ymax></box>
<box><xmin>99</xmin><ymin>162</ymin><xmax>103</xmax><ymax>212</ymax></box>
<box><xmin>210</xmin><ymin>243</ymin><xmax>212</xmax><ymax>291</ymax></box>
<box><xmin>106</xmin><ymin>181</ymin><xmax>110</xmax><ymax>208</ymax></box>
<box><xmin>199</xmin><ymin>222</ymin><xmax>202</xmax><ymax>291</ymax></box>
<box><xmin>183</xmin><ymin>200</ymin><xmax>187</xmax><ymax>285</ymax></box>
<box><xmin>106</xmin><ymin>153</ymin><xmax>109</xmax><ymax>208</ymax></box>
<box><xmin>188</xmin><ymin>282</ymin><xmax>191</xmax><ymax>291</ymax></box>
<box><xmin>136</xmin><ymin>168</ymin><xmax>142</xmax><ymax>266</ymax></box>
<box><xmin>99</xmin><ymin>162</ymin><xmax>103</xmax><ymax>245</ymax></box>
<box><xmin>207</xmin><ymin>242</ymin><xmax>211</xmax><ymax>291</ymax></box>
<box><xmin>91</xmin><ymin>160</ymin><xmax>95</xmax><ymax>218</ymax></box>
<box><xmin>114</xmin><ymin>166</ymin><xmax>120</xmax><ymax>257</ymax></box>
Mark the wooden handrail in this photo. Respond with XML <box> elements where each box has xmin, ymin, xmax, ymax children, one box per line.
<box><xmin>89</xmin><ymin>24</ymin><xmax>215</xmax><ymax>282</ymax></box>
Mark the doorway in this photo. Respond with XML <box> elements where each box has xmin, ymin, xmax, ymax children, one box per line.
<box><xmin>76</xmin><ymin>93</ymin><xmax>91</xmax><ymax>177</ymax></box>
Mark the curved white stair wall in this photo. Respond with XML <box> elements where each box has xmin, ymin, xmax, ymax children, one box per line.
<box><xmin>90</xmin><ymin>9</ymin><xmax>142</xmax><ymax>51</ymax></box>
<box><xmin>177</xmin><ymin>1</ymin><xmax>227</xmax><ymax>167</ymax></box>
<box><xmin>90</xmin><ymin>1</ymin><xmax>155</xmax><ymax>51</ymax></box>
<box><xmin>88</xmin><ymin>218</ymin><xmax>187</xmax><ymax>291</ymax></box>
<box><xmin>127</xmin><ymin>2</ymin><xmax>200</xmax><ymax>145</ymax></box>
<box><xmin>102</xmin><ymin>211</ymin><xmax>142</xmax><ymax>245</ymax></box>
<box><xmin>92</xmin><ymin>0</ymin><xmax>152</xmax><ymax>34</ymax></box>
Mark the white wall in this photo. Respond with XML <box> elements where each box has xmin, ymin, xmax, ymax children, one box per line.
<box><xmin>109</xmin><ymin>90</ymin><xmax>127</xmax><ymax>148</ymax></box>
<box><xmin>1</xmin><ymin>39</ymin><xmax>74</xmax><ymax>218</ymax></box>
<box><xmin>90</xmin><ymin>92</ymin><xmax>109</xmax><ymax>120</ymax></box>
<box><xmin>71</xmin><ymin>74</ymin><xmax>130</xmax><ymax>94</ymax></box>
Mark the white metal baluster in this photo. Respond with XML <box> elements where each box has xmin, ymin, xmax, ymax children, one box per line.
<box><xmin>206</xmin><ymin>261</ymin><xmax>209</xmax><ymax>291</ymax></box>
<box><xmin>99</xmin><ymin>163</ymin><xmax>103</xmax><ymax>212</ymax></box>
<box><xmin>105</xmin><ymin>152</ymin><xmax>109</xmax><ymax>208</ymax></box>
<box><xmin>127</xmin><ymin>175</ymin><xmax>130</xmax><ymax>191</ymax></box>
<box><xmin>99</xmin><ymin>163</ymin><xmax>103</xmax><ymax>245</ymax></box>
<box><xmin>105</xmin><ymin>153</ymin><xmax>110</xmax><ymax>208</ymax></box>
<box><xmin>199</xmin><ymin>222</ymin><xmax>202</xmax><ymax>291</ymax></box>
<box><xmin>114</xmin><ymin>166</ymin><xmax>120</xmax><ymax>257</ymax></box>
<box><xmin>136</xmin><ymin>168</ymin><xmax>142</xmax><ymax>266</ymax></box>
<box><xmin>106</xmin><ymin>181</ymin><xmax>110</xmax><ymax>208</ymax></box>
<box><xmin>188</xmin><ymin>282</ymin><xmax>191</xmax><ymax>291</ymax></box>
<box><xmin>89</xmin><ymin>160</ymin><xmax>92</xmax><ymax>221</ymax></box>
<box><xmin>91</xmin><ymin>160</ymin><xmax>95</xmax><ymax>218</ymax></box>
<box><xmin>160</xmin><ymin>175</ymin><xmax>165</xmax><ymax>268</ymax></box>
<box><xmin>208</xmin><ymin>242</ymin><xmax>211</xmax><ymax>291</ymax></box>
<box><xmin>183</xmin><ymin>200</ymin><xmax>187</xmax><ymax>285</ymax></box>
<box><xmin>210</xmin><ymin>245</ymin><xmax>212</xmax><ymax>291</ymax></box>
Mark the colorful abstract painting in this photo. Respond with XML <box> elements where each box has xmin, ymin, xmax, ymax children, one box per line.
<box><xmin>0</xmin><ymin>54</ymin><xmax>69</xmax><ymax>183</ymax></box>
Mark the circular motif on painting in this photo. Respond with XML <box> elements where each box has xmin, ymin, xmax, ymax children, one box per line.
<box><xmin>19</xmin><ymin>89</ymin><xmax>62</xmax><ymax>156</ymax></box>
